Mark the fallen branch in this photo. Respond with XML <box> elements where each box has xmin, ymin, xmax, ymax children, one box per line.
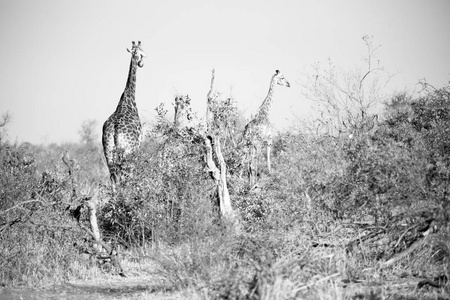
<box><xmin>393</xmin><ymin>223</ymin><xmax>421</xmax><ymax>249</ymax></box>
<box><xmin>379</xmin><ymin>237</ymin><xmax>426</xmax><ymax>269</ymax></box>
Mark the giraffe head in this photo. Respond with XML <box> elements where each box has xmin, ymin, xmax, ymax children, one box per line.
<box><xmin>127</xmin><ymin>41</ymin><xmax>146</xmax><ymax>68</ymax></box>
<box><xmin>274</xmin><ymin>70</ymin><xmax>290</xmax><ymax>87</ymax></box>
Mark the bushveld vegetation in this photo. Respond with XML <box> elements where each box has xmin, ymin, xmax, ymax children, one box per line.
<box><xmin>1</xmin><ymin>40</ymin><xmax>449</xmax><ymax>299</ymax></box>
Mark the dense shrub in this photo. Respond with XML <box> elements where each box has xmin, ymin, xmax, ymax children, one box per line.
<box><xmin>99</xmin><ymin>93</ymin><xmax>247</xmax><ymax>247</ymax></box>
<box><xmin>0</xmin><ymin>143</ymin><xmax>38</xmax><ymax>214</ymax></box>
<box><xmin>0</xmin><ymin>139</ymin><xmax>108</xmax><ymax>286</ymax></box>
<box><xmin>0</xmin><ymin>143</ymin><xmax>74</xmax><ymax>285</ymax></box>
<box><xmin>267</xmin><ymin>85</ymin><xmax>450</xmax><ymax>227</ymax></box>
<box><xmin>100</xmin><ymin>110</ymin><xmax>216</xmax><ymax>247</ymax></box>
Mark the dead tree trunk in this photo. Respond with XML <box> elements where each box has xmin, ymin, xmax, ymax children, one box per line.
<box><xmin>204</xmin><ymin>69</ymin><xmax>237</xmax><ymax>222</ymax></box>
<box><xmin>83</xmin><ymin>193</ymin><xmax>101</xmax><ymax>248</ymax></box>
<box><xmin>62</xmin><ymin>151</ymin><xmax>127</xmax><ymax>277</ymax></box>
<box><xmin>204</xmin><ymin>135</ymin><xmax>235</xmax><ymax>218</ymax></box>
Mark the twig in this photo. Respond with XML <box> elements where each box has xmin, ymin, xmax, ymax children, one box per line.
<box><xmin>0</xmin><ymin>112</ymin><xmax>11</xmax><ymax>128</ymax></box>
<box><xmin>393</xmin><ymin>223</ymin><xmax>420</xmax><ymax>249</ymax></box>
<box><xmin>29</xmin><ymin>221</ymin><xmax>75</xmax><ymax>230</ymax></box>
<box><xmin>359</xmin><ymin>67</ymin><xmax>382</xmax><ymax>91</ymax></box>
<box><xmin>0</xmin><ymin>217</ymin><xmax>22</xmax><ymax>233</ymax></box>
<box><xmin>294</xmin><ymin>272</ymin><xmax>341</xmax><ymax>292</ymax></box>
<box><xmin>0</xmin><ymin>199</ymin><xmax>45</xmax><ymax>215</ymax></box>
<box><xmin>346</xmin><ymin>228</ymin><xmax>385</xmax><ymax>249</ymax></box>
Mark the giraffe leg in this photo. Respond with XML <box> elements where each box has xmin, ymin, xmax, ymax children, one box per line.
<box><xmin>110</xmin><ymin>148</ymin><xmax>122</xmax><ymax>185</ymax></box>
<box><xmin>248</xmin><ymin>146</ymin><xmax>255</xmax><ymax>186</ymax></box>
<box><xmin>251</xmin><ymin>146</ymin><xmax>258</xmax><ymax>186</ymax></box>
<box><xmin>248</xmin><ymin>147</ymin><xmax>253</xmax><ymax>185</ymax></box>
<box><xmin>106</xmin><ymin>157</ymin><xmax>120</xmax><ymax>185</ymax></box>
<box><xmin>246</xmin><ymin>147</ymin><xmax>251</xmax><ymax>181</ymax></box>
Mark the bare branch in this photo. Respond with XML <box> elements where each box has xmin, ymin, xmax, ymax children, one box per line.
<box><xmin>0</xmin><ymin>112</ymin><xmax>11</xmax><ymax>128</ymax></box>
<box><xmin>206</xmin><ymin>69</ymin><xmax>216</xmax><ymax>132</ymax></box>
<box><xmin>359</xmin><ymin>67</ymin><xmax>383</xmax><ymax>91</ymax></box>
<box><xmin>0</xmin><ymin>199</ymin><xmax>45</xmax><ymax>215</ymax></box>
<box><xmin>418</xmin><ymin>78</ymin><xmax>437</xmax><ymax>94</ymax></box>
<box><xmin>207</xmin><ymin>68</ymin><xmax>215</xmax><ymax>103</ymax></box>
<box><xmin>302</xmin><ymin>36</ymin><xmax>389</xmax><ymax>137</ymax></box>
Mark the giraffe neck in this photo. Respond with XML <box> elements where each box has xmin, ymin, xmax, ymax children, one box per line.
<box><xmin>125</xmin><ymin>57</ymin><xmax>138</xmax><ymax>94</ymax></box>
<box><xmin>256</xmin><ymin>77</ymin><xmax>276</xmax><ymax>122</ymax></box>
<box><xmin>116</xmin><ymin>58</ymin><xmax>139</xmax><ymax>113</ymax></box>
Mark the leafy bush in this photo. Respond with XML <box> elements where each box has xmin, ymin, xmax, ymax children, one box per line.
<box><xmin>100</xmin><ymin>106</ymin><xmax>215</xmax><ymax>247</ymax></box>
<box><xmin>0</xmin><ymin>138</ymin><xmax>110</xmax><ymax>286</ymax></box>
<box><xmin>0</xmin><ymin>142</ymin><xmax>83</xmax><ymax>285</ymax></box>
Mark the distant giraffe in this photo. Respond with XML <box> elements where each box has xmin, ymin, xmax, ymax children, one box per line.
<box><xmin>102</xmin><ymin>41</ymin><xmax>146</xmax><ymax>183</ymax></box>
<box><xmin>243</xmin><ymin>70</ymin><xmax>290</xmax><ymax>185</ymax></box>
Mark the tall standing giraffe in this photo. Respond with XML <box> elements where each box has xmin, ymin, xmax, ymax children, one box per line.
<box><xmin>243</xmin><ymin>70</ymin><xmax>290</xmax><ymax>185</ymax></box>
<box><xmin>102</xmin><ymin>41</ymin><xmax>146</xmax><ymax>183</ymax></box>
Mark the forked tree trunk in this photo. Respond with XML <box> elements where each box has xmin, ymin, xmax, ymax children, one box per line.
<box><xmin>204</xmin><ymin>135</ymin><xmax>235</xmax><ymax>219</ymax></box>
<box><xmin>204</xmin><ymin>69</ymin><xmax>237</xmax><ymax>222</ymax></box>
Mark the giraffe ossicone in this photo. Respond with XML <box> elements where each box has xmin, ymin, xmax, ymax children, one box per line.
<box><xmin>102</xmin><ymin>41</ymin><xmax>146</xmax><ymax>184</ymax></box>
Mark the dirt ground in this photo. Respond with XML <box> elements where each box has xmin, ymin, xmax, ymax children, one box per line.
<box><xmin>0</xmin><ymin>276</ymin><xmax>447</xmax><ymax>299</ymax></box>
<box><xmin>0</xmin><ymin>276</ymin><xmax>195</xmax><ymax>300</ymax></box>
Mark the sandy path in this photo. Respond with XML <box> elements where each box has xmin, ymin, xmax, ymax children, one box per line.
<box><xmin>0</xmin><ymin>276</ymin><xmax>194</xmax><ymax>300</ymax></box>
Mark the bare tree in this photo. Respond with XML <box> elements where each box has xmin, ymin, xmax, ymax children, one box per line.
<box><xmin>78</xmin><ymin>119</ymin><xmax>99</xmax><ymax>145</ymax></box>
<box><xmin>0</xmin><ymin>112</ymin><xmax>11</xmax><ymax>144</ymax></box>
<box><xmin>303</xmin><ymin>35</ymin><xmax>392</xmax><ymax>138</ymax></box>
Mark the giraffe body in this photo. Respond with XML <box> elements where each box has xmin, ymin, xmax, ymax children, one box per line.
<box><xmin>243</xmin><ymin>70</ymin><xmax>290</xmax><ymax>185</ymax></box>
<box><xmin>102</xmin><ymin>41</ymin><xmax>146</xmax><ymax>183</ymax></box>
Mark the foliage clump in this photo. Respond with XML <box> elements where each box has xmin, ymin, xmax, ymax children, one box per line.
<box><xmin>0</xmin><ymin>141</ymin><xmax>97</xmax><ymax>286</ymax></box>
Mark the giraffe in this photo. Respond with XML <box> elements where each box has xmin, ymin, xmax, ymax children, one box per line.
<box><xmin>243</xmin><ymin>70</ymin><xmax>290</xmax><ymax>185</ymax></box>
<box><xmin>102</xmin><ymin>41</ymin><xmax>146</xmax><ymax>184</ymax></box>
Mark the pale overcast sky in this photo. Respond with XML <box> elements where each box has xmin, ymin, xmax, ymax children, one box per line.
<box><xmin>0</xmin><ymin>0</ymin><xmax>449</xmax><ymax>144</ymax></box>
